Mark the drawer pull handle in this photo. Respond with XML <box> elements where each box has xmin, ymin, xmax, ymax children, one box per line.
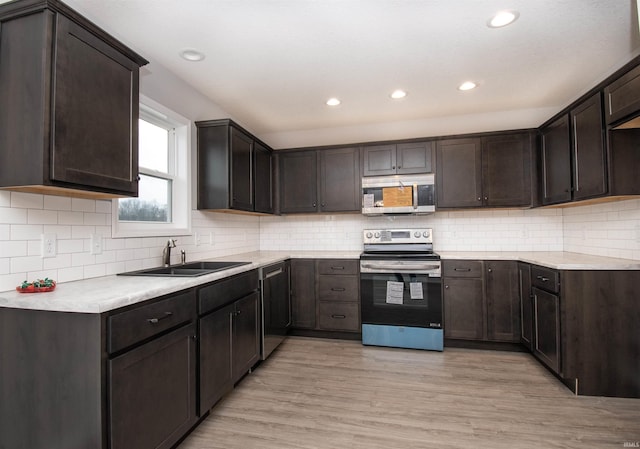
<box><xmin>454</xmin><ymin>268</ymin><xmax>471</xmax><ymax>272</ymax></box>
<box><xmin>536</xmin><ymin>276</ymin><xmax>550</xmax><ymax>282</ymax></box>
<box><xmin>331</xmin><ymin>287</ymin><xmax>346</xmax><ymax>292</ymax></box>
<box><xmin>331</xmin><ymin>266</ymin><xmax>345</xmax><ymax>270</ymax></box>
<box><xmin>147</xmin><ymin>311</ymin><xmax>173</xmax><ymax>324</ymax></box>
<box><xmin>331</xmin><ymin>314</ymin><xmax>346</xmax><ymax>319</ymax></box>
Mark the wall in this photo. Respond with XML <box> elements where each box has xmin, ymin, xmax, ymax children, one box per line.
<box><xmin>563</xmin><ymin>198</ymin><xmax>640</xmax><ymax>260</ymax></box>
<box><xmin>259</xmin><ymin>208</ymin><xmax>564</xmax><ymax>252</ymax></box>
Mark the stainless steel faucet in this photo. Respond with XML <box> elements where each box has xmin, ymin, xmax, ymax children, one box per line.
<box><xmin>162</xmin><ymin>239</ymin><xmax>177</xmax><ymax>267</ymax></box>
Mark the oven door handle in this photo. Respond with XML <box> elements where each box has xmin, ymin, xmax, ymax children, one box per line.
<box><xmin>360</xmin><ymin>263</ymin><xmax>441</xmax><ymax>272</ymax></box>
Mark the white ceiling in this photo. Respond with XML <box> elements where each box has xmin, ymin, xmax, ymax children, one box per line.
<box><xmin>13</xmin><ymin>0</ymin><xmax>640</xmax><ymax>145</ymax></box>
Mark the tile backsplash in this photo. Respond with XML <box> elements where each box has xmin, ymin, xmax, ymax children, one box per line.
<box><xmin>1</xmin><ymin>189</ymin><xmax>639</xmax><ymax>292</ymax></box>
<box><xmin>0</xmin><ymin>191</ymin><xmax>260</xmax><ymax>292</ymax></box>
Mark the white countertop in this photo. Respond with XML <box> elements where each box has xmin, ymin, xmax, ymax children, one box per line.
<box><xmin>0</xmin><ymin>250</ymin><xmax>637</xmax><ymax>314</ymax></box>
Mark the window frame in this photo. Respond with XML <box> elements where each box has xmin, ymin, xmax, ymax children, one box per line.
<box><xmin>111</xmin><ymin>95</ymin><xmax>192</xmax><ymax>238</ymax></box>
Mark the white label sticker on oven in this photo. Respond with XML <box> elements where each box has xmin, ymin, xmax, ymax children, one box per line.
<box><xmin>410</xmin><ymin>282</ymin><xmax>424</xmax><ymax>300</ymax></box>
<box><xmin>363</xmin><ymin>193</ymin><xmax>374</xmax><ymax>208</ymax></box>
<box><xmin>386</xmin><ymin>281</ymin><xmax>404</xmax><ymax>304</ymax></box>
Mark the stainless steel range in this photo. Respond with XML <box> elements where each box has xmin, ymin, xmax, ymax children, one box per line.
<box><xmin>360</xmin><ymin>228</ymin><xmax>443</xmax><ymax>351</ymax></box>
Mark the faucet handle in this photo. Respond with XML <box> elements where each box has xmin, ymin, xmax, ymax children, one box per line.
<box><xmin>168</xmin><ymin>239</ymin><xmax>177</xmax><ymax>248</ymax></box>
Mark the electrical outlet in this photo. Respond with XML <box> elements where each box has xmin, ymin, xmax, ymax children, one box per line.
<box><xmin>209</xmin><ymin>232</ymin><xmax>214</xmax><ymax>246</ymax></box>
<box><xmin>194</xmin><ymin>231</ymin><xmax>202</xmax><ymax>246</ymax></box>
<box><xmin>41</xmin><ymin>233</ymin><xmax>57</xmax><ymax>258</ymax></box>
<box><xmin>90</xmin><ymin>234</ymin><xmax>103</xmax><ymax>255</ymax></box>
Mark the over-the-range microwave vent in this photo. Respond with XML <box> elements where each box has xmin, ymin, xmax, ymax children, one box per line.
<box><xmin>361</xmin><ymin>174</ymin><xmax>435</xmax><ymax>216</ymax></box>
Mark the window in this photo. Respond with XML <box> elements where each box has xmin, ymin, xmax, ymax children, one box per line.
<box><xmin>112</xmin><ymin>95</ymin><xmax>191</xmax><ymax>238</ymax></box>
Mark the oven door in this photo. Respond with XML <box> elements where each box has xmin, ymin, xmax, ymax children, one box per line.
<box><xmin>360</xmin><ymin>270</ymin><xmax>442</xmax><ymax>329</ymax></box>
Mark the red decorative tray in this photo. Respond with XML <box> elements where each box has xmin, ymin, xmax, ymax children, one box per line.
<box><xmin>16</xmin><ymin>279</ymin><xmax>56</xmax><ymax>293</ymax></box>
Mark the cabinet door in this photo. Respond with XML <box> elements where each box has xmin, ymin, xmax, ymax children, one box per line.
<box><xmin>319</xmin><ymin>147</ymin><xmax>360</xmax><ymax>212</ymax></box>
<box><xmin>396</xmin><ymin>141</ymin><xmax>433</xmax><ymax>174</ymax></box>
<box><xmin>443</xmin><ymin>277</ymin><xmax>484</xmax><ymax>340</ymax></box>
<box><xmin>279</xmin><ymin>151</ymin><xmax>318</xmax><ymax>213</ymax></box>
<box><xmin>571</xmin><ymin>93</ymin><xmax>607</xmax><ymax>200</ymax></box>
<box><xmin>290</xmin><ymin>259</ymin><xmax>316</xmax><ymax>329</ymax></box>
<box><xmin>362</xmin><ymin>144</ymin><xmax>396</xmax><ymax>176</ymax></box>
<box><xmin>482</xmin><ymin>133</ymin><xmax>532</xmax><ymax>207</ymax></box>
<box><xmin>262</xmin><ymin>261</ymin><xmax>291</xmax><ymax>357</ymax></box>
<box><xmin>109</xmin><ymin>323</ymin><xmax>197</xmax><ymax>449</ymax></box>
<box><xmin>518</xmin><ymin>263</ymin><xmax>534</xmax><ymax>350</ymax></box>
<box><xmin>604</xmin><ymin>63</ymin><xmax>640</xmax><ymax>125</ymax></box>
<box><xmin>485</xmin><ymin>261</ymin><xmax>520</xmax><ymax>342</ymax></box>
<box><xmin>254</xmin><ymin>141</ymin><xmax>273</xmax><ymax>214</ymax></box>
<box><xmin>52</xmin><ymin>15</ymin><xmax>139</xmax><ymax>195</ymax></box>
<box><xmin>533</xmin><ymin>287</ymin><xmax>561</xmax><ymax>374</ymax></box>
<box><xmin>436</xmin><ymin>138</ymin><xmax>482</xmax><ymax>208</ymax></box>
<box><xmin>232</xmin><ymin>291</ymin><xmax>260</xmax><ymax>383</ymax></box>
<box><xmin>199</xmin><ymin>303</ymin><xmax>233</xmax><ymax>414</ymax></box>
<box><xmin>540</xmin><ymin>115</ymin><xmax>572</xmax><ymax>205</ymax></box>
<box><xmin>230</xmin><ymin>127</ymin><xmax>254</xmax><ymax>211</ymax></box>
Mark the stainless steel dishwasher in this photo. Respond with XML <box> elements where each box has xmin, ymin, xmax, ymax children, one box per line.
<box><xmin>259</xmin><ymin>260</ymin><xmax>291</xmax><ymax>360</ymax></box>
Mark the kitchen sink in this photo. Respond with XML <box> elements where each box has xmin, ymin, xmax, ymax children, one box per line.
<box><xmin>118</xmin><ymin>261</ymin><xmax>250</xmax><ymax>277</ymax></box>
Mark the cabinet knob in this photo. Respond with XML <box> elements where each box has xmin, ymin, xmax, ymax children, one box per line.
<box><xmin>392</xmin><ymin>166</ymin><xmax>396</xmax><ymax>169</ymax></box>
<box><xmin>321</xmin><ymin>203</ymin><xmax>326</xmax><ymax>207</ymax></box>
<box><xmin>135</xmin><ymin>175</ymin><xmax>141</xmax><ymax>181</ymax></box>
<box><xmin>488</xmin><ymin>268</ymin><xmax>492</xmax><ymax>273</ymax></box>
<box><xmin>484</xmin><ymin>197</ymin><xmax>488</xmax><ymax>201</ymax></box>
<box><xmin>397</xmin><ymin>166</ymin><xmax>401</xmax><ymax>169</ymax></box>
<box><xmin>445</xmin><ymin>285</ymin><xmax>449</xmax><ymax>289</ymax></box>
<box><xmin>312</xmin><ymin>203</ymin><xmax>317</xmax><ymax>207</ymax></box>
<box><xmin>477</xmin><ymin>197</ymin><xmax>481</xmax><ymax>201</ymax></box>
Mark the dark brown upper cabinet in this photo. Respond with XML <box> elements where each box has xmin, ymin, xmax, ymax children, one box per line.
<box><xmin>540</xmin><ymin>115</ymin><xmax>572</xmax><ymax>205</ymax></box>
<box><xmin>436</xmin><ymin>132</ymin><xmax>533</xmax><ymax>209</ymax></box>
<box><xmin>362</xmin><ymin>141</ymin><xmax>433</xmax><ymax>176</ymax></box>
<box><xmin>278</xmin><ymin>146</ymin><xmax>360</xmax><ymax>214</ymax></box>
<box><xmin>196</xmin><ymin>119</ymin><xmax>273</xmax><ymax>214</ymax></box>
<box><xmin>540</xmin><ymin>93</ymin><xmax>607</xmax><ymax>205</ymax></box>
<box><xmin>0</xmin><ymin>0</ymin><xmax>148</xmax><ymax>198</ymax></box>
<box><xmin>604</xmin><ymin>63</ymin><xmax>640</xmax><ymax>127</ymax></box>
<box><xmin>570</xmin><ymin>93</ymin><xmax>607</xmax><ymax>201</ymax></box>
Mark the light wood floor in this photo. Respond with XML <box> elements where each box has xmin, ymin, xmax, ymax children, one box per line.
<box><xmin>179</xmin><ymin>337</ymin><xmax>640</xmax><ymax>449</ymax></box>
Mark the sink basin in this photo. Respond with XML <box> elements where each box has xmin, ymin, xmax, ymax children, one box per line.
<box><xmin>118</xmin><ymin>261</ymin><xmax>250</xmax><ymax>277</ymax></box>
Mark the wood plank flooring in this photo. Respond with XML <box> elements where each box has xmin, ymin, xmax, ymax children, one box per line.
<box><xmin>179</xmin><ymin>337</ymin><xmax>640</xmax><ymax>449</ymax></box>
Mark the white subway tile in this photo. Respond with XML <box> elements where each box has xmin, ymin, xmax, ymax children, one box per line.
<box><xmin>0</xmin><ymin>241</ymin><xmax>27</xmax><ymax>257</ymax></box>
<box><xmin>95</xmin><ymin>200</ymin><xmax>112</xmax><ymax>214</ymax></box>
<box><xmin>0</xmin><ymin>207</ymin><xmax>28</xmax><ymax>224</ymax></box>
<box><xmin>58</xmin><ymin>211</ymin><xmax>84</xmax><ymax>225</ymax></box>
<box><xmin>0</xmin><ymin>224</ymin><xmax>9</xmax><ymax>240</ymax></box>
<box><xmin>83</xmin><ymin>212</ymin><xmax>107</xmax><ymax>226</ymax></box>
<box><xmin>71</xmin><ymin>252</ymin><xmax>95</xmax><ymax>267</ymax></box>
<box><xmin>27</xmin><ymin>240</ymin><xmax>41</xmax><ymax>256</ymax></box>
<box><xmin>106</xmin><ymin>262</ymin><xmax>127</xmax><ymax>275</ymax></box>
<box><xmin>10</xmin><ymin>224</ymin><xmax>43</xmax><ymax>240</ymax></box>
<box><xmin>0</xmin><ymin>191</ymin><xmax>10</xmax><ymax>207</ymax></box>
<box><xmin>71</xmin><ymin>198</ymin><xmax>96</xmax><ymax>212</ymax></box>
<box><xmin>71</xmin><ymin>225</ymin><xmax>95</xmax><ymax>239</ymax></box>
<box><xmin>0</xmin><ymin>258</ymin><xmax>9</xmax><ymax>275</ymax></box>
<box><xmin>43</xmin><ymin>254</ymin><xmax>72</xmax><ymax>270</ymax></box>
<box><xmin>58</xmin><ymin>239</ymin><xmax>84</xmax><ymax>254</ymax></box>
<box><xmin>10</xmin><ymin>192</ymin><xmax>43</xmax><ymax>209</ymax></box>
<box><xmin>27</xmin><ymin>209</ymin><xmax>58</xmax><ymax>225</ymax></box>
<box><xmin>84</xmin><ymin>264</ymin><xmax>106</xmax><ymax>279</ymax></box>
<box><xmin>11</xmin><ymin>256</ymin><xmax>43</xmax><ymax>273</ymax></box>
<box><xmin>44</xmin><ymin>195</ymin><xmax>72</xmax><ymax>211</ymax></box>
<box><xmin>57</xmin><ymin>266</ymin><xmax>84</xmax><ymax>283</ymax></box>
<box><xmin>43</xmin><ymin>225</ymin><xmax>72</xmax><ymax>239</ymax></box>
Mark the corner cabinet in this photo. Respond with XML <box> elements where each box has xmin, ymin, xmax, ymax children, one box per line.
<box><xmin>0</xmin><ymin>1</ymin><xmax>148</xmax><ymax>198</ymax></box>
<box><xmin>278</xmin><ymin>147</ymin><xmax>360</xmax><ymax>214</ymax></box>
<box><xmin>436</xmin><ymin>132</ymin><xmax>533</xmax><ymax>209</ymax></box>
<box><xmin>196</xmin><ymin>119</ymin><xmax>274</xmax><ymax>214</ymax></box>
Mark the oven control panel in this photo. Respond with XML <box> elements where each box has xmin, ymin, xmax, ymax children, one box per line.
<box><xmin>363</xmin><ymin>228</ymin><xmax>433</xmax><ymax>244</ymax></box>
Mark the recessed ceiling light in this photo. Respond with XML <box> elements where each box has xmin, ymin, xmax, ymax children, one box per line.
<box><xmin>326</xmin><ymin>98</ymin><xmax>341</xmax><ymax>106</ymax></box>
<box><xmin>180</xmin><ymin>49</ymin><xmax>205</xmax><ymax>62</ymax></box>
<box><xmin>488</xmin><ymin>10</ymin><xmax>519</xmax><ymax>28</ymax></box>
<box><xmin>390</xmin><ymin>90</ymin><xmax>407</xmax><ymax>99</ymax></box>
<box><xmin>458</xmin><ymin>81</ymin><xmax>477</xmax><ymax>91</ymax></box>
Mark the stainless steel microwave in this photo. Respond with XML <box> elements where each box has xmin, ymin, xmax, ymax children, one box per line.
<box><xmin>362</xmin><ymin>174</ymin><xmax>435</xmax><ymax>215</ymax></box>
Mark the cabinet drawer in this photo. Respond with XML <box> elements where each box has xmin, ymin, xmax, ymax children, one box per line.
<box><xmin>318</xmin><ymin>302</ymin><xmax>360</xmax><ymax>331</ymax></box>
<box><xmin>108</xmin><ymin>290</ymin><xmax>195</xmax><ymax>354</ymax></box>
<box><xmin>317</xmin><ymin>259</ymin><xmax>359</xmax><ymax>275</ymax></box>
<box><xmin>443</xmin><ymin>260</ymin><xmax>483</xmax><ymax>278</ymax></box>
<box><xmin>531</xmin><ymin>266</ymin><xmax>560</xmax><ymax>293</ymax></box>
<box><xmin>317</xmin><ymin>275</ymin><xmax>359</xmax><ymax>302</ymax></box>
<box><xmin>199</xmin><ymin>270</ymin><xmax>259</xmax><ymax>315</ymax></box>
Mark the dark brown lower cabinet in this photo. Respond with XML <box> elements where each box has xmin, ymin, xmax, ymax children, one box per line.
<box><xmin>199</xmin><ymin>303</ymin><xmax>234</xmax><ymax>413</ymax></box>
<box><xmin>443</xmin><ymin>260</ymin><xmax>519</xmax><ymax>343</ymax></box>
<box><xmin>518</xmin><ymin>262</ymin><xmax>534</xmax><ymax>350</ymax></box>
<box><xmin>109</xmin><ymin>323</ymin><xmax>197</xmax><ymax>449</ymax></box>
<box><xmin>290</xmin><ymin>259</ymin><xmax>317</xmax><ymax>329</ymax></box>
<box><xmin>532</xmin><ymin>287</ymin><xmax>561</xmax><ymax>374</ymax></box>
<box><xmin>232</xmin><ymin>292</ymin><xmax>260</xmax><ymax>383</ymax></box>
<box><xmin>444</xmin><ymin>277</ymin><xmax>484</xmax><ymax>340</ymax></box>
